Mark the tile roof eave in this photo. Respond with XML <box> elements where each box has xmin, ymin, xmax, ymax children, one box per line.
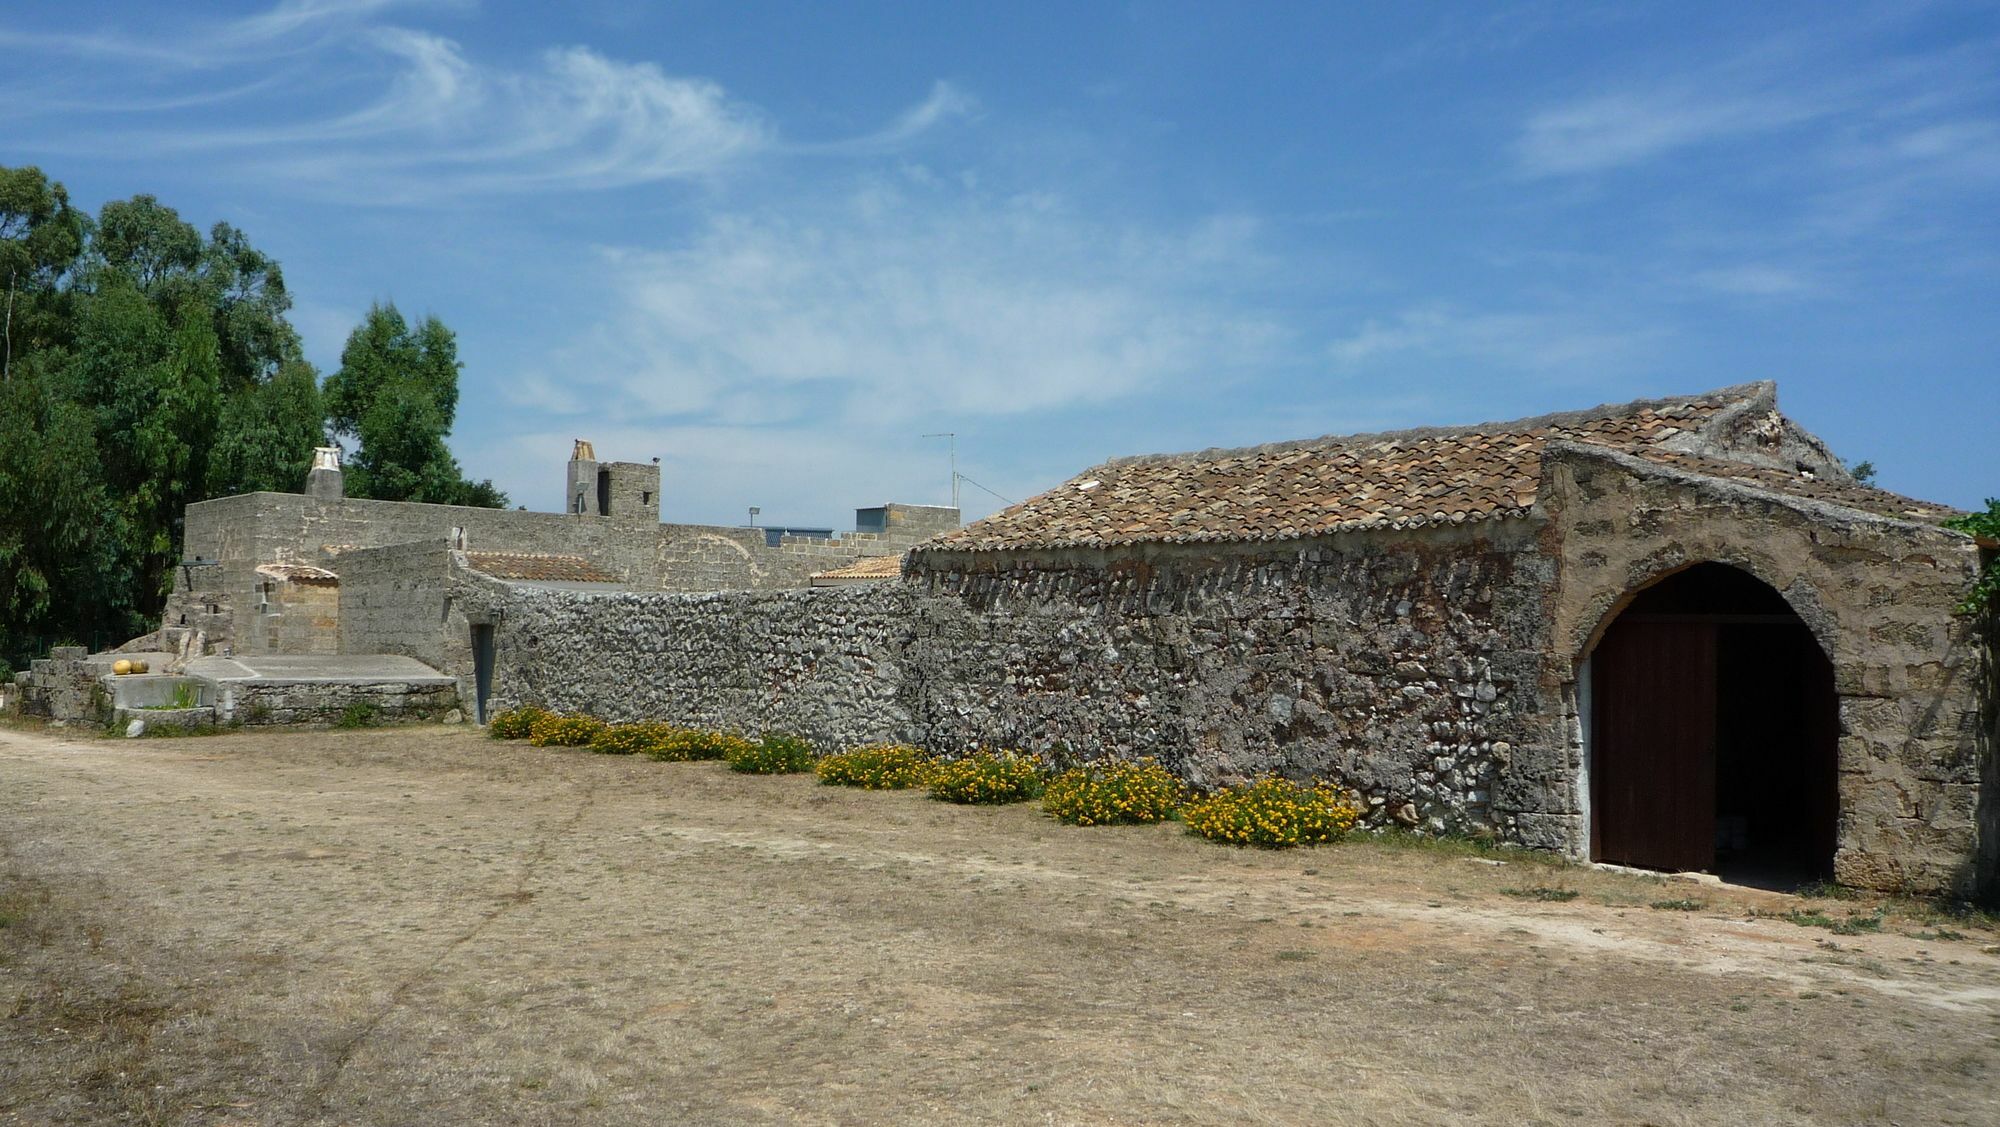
<box><xmin>915</xmin><ymin>506</ymin><xmax>1536</xmax><ymax>555</ymax></box>
<box><xmin>1545</xmin><ymin>441</ymin><xmax>1962</xmax><ymax>536</ymax></box>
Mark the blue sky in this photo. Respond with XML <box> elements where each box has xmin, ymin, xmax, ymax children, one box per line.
<box><xmin>5</xmin><ymin>0</ymin><xmax>1996</xmax><ymax>524</ymax></box>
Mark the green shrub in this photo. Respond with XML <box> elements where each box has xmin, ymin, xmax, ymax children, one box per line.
<box><xmin>926</xmin><ymin>750</ymin><xmax>1045</xmax><ymax>805</ymax></box>
<box><xmin>589</xmin><ymin>721</ymin><xmax>679</xmax><ymax>756</ymax></box>
<box><xmin>815</xmin><ymin>744</ymin><xmax>934</xmax><ymax>789</ymax></box>
<box><xmin>1041</xmin><ymin>758</ymin><xmax>1183</xmax><ymax>825</ymax></box>
<box><xmin>528</xmin><ymin>713</ymin><xmax>609</xmax><ymax>748</ymax></box>
<box><xmin>334</xmin><ymin>701</ymin><xmax>379</xmax><ymax>730</ymax></box>
<box><xmin>488</xmin><ymin>706</ymin><xmax>546</xmax><ymax>740</ymax></box>
<box><xmin>641</xmin><ymin>727</ymin><xmax>751</xmax><ymax>762</ymax></box>
<box><xmin>1182</xmin><ymin>777</ymin><xmax>1362</xmax><ymax>847</ymax></box>
<box><xmin>1944</xmin><ymin>499</ymin><xmax>1999</xmax><ymax>613</ymax></box>
<box><xmin>727</xmin><ymin>732</ymin><xmax>817</xmax><ymax>775</ymax></box>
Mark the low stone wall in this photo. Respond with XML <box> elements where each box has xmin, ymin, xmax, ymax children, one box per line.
<box><xmin>219</xmin><ymin>679</ymin><xmax>458</xmax><ymax>726</ymax></box>
<box><xmin>15</xmin><ymin>647</ymin><xmax>105</xmax><ymax>723</ymax></box>
<box><xmin>468</xmin><ymin>520</ymin><xmax>1555</xmax><ymax>838</ymax></box>
<box><xmin>469</xmin><ymin>582</ymin><xmax>916</xmax><ymax>750</ymax></box>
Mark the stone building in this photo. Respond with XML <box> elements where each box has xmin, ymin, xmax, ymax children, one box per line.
<box><xmin>455</xmin><ymin>383</ymin><xmax>1994</xmax><ymax>896</ymax></box>
<box><xmin>18</xmin><ymin>441</ymin><xmax>956</xmax><ymax>731</ymax></box>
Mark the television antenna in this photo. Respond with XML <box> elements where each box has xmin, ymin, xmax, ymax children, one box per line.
<box><xmin>922</xmin><ymin>432</ymin><xmax>958</xmax><ymax>510</ymax></box>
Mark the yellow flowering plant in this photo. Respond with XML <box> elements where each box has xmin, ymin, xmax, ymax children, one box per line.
<box><xmin>589</xmin><ymin>721</ymin><xmax>680</xmax><ymax>756</ymax></box>
<box><xmin>527</xmin><ymin>713</ymin><xmax>610</xmax><ymax>748</ymax></box>
<box><xmin>727</xmin><ymin>732</ymin><xmax>817</xmax><ymax>774</ymax></box>
<box><xmin>926</xmin><ymin>749</ymin><xmax>1045</xmax><ymax>805</ymax></box>
<box><xmin>1182</xmin><ymin>777</ymin><xmax>1363</xmax><ymax>847</ymax></box>
<box><xmin>643</xmin><ymin>727</ymin><xmax>753</xmax><ymax>762</ymax></box>
<box><xmin>1041</xmin><ymin>758</ymin><xmax>1183</xmax><ymax>825</ymax></box>
<box><xmin>815</xmin><ymin>744</ymin><xmax>934</xmax><ymax>789</ymax></box>
<box><xmin>486</xmin><ymin>706</ymin><xmax>547</xmax><ymax>740</ymax></box>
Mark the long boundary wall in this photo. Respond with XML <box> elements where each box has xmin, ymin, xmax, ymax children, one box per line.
<box><xmin>454</xmin><ymin>469</ymin><xmax>1992</xmax><ymax>896</ymax></box>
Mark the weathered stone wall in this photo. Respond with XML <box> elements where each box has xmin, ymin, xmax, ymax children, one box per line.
<box><xmin>220</xmin><ymin>678</ymin><xmax>457</xmax><ymax>726</ymax></box>
<box><xmin>337</xmin><ymin>542</ymin><xmax>459</xmax><ymax>667</ymax></box>
<box><xmin>1542</xmin><ymin>443</ymin><xmax>1990</xmax><ymax>894</ymax></box>
<box><xmin>467</xmin><ymin>520</ymin><xmax>1557</xmax><ymax>837</ymax></box>
<box><xmin>244</xmin><ymin>578</ymin><xmax>339</xmax><ymax>655</ymax></box>
<box><xmin>904</xmin><ymin>525</ymin><xmax>1557</xmax><ymax>832</ymax></box>
<box><xmin>177</xmin><ymin>494</ymin><xmax>953</xmax><ymax>652</ymax></box>
<box><xmin>161</xmin><ymin>563</ymin><xmax>235</xmax><ymax>653</ymax></box>
<box><xmin>184</xmin><ymin>493</ymin><xmax>669</xmax><ymax>588</ymax></box>
<box><xmin>459</xmin><ymin>579</ymin><xmax>915</xmax><ymax>749</ymax></box>
<box><xmin>15</xmin><ymin>647</ymin><xmax>105</xmax><ymax>723</ymax></box>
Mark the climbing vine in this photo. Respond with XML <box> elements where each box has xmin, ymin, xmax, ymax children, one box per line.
<box><xmin>1944</xmin><ymin>499</ymin><xmax>2000</xmax><ymax>614</ymax></box>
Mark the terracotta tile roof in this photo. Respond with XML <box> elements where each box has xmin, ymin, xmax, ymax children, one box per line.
<box><xmin>811</xmin><ymin>553</ymin><xmax>906</xmax><ymax>583</ymax></box>
<box><xmin>922</xmin><ymin>384</ymin><xmax>1953</xmax><ymax>552</ymax></box>
<box><xmin>464</xmin><ymin>552</ymin><xmax>620</xmax><ymax>583</ymax></box>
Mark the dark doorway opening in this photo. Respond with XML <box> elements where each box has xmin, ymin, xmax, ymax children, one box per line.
<box><xmin>597</xmin><ymin>469</ymin><xmax>612</xmax><ymax>517</ymax></box>
<box><xmin>1590</xmin><ymin>563</ymin><xmax>1838</xmax><ymax>886</ymax></box>
<box><xmin>470</xmin><ymin>624</ymin><xmax>495</xmax><ymax>724</ymax></box>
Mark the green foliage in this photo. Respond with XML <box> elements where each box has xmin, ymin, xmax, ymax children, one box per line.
<box><xmin>528</xmin><ymin>713</ymin><xmax>609</xmax><ymax>748</ymax></box>
<box><xmin>1041</xmin><ymin>758</ymin><xmax>1184</xmax><ymax>825</ymax></box>
<box><xmin>1181</xmin><ymin>777</ymin><xmax>1362</xmax><ymax>847</ymax></box>
<box><xmin>727</xmin><ymin>732</ymin><xmax>817</xmax><ymax>774</ymax></box>
<box><xmin>1650</xmin><ymin>898</ymin><xmax>1704</xmax><ymax>911</ymax></box>
<box><xmin>487</xmin><ymin>706</ymin><xmax>546</xmax><ymax>740</ymax></box>
<box><xmin>208</xmin><ymin>360</ymin><xmax>325</xmax><ymax>496</ymax></box>
<box><xmin>1847</xmin><ymin>459</ymin><xmax>1876</xmax><ymax>486</ymax></box>
<box><xmin>1771</xmin><ymin>907</ymin><xmax>1885</xmax><ymax>935</ymax></box>
<box><xmin>1944</xmin><ymin>499</ymin><xmax>2000</xmax><ymax>614</ymax></box>
<box><xmin>0</xmin><ymin>165</ymin><xmax>514</xmax><ymax>669</ymax></box>
<box><xmin>926</xmin><ymin>750</ymin><xmax>1046</xmax><ymax>805</ymax></box>
<box><xmin>333</xmin><ymin>701</ymin><xmax>379</xmax><ymax>729</ymax></box>
<box><xmin>641</xmin><ymin>727</ymin><xmax>751</xmax><ymax>762</ymax></box>
<box><xmin>323</xmin><ymin>303</ymin><xmax>504</xmax><ymax>507</ymax></box>
<box><xmin>815</xmin><ymin>744</ymin><xmax>934</xmax><ymax>789</ymax></box>
<box><xmin>0</xmin><ymin>365</ymin><xmax>127</xmax><ymax>660</ymax></box>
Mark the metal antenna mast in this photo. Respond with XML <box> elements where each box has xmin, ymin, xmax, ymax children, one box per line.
<box><xmin>922</xmin><ymin>432</ymin><xmax>958</xmax><ymax>510</ymax></box>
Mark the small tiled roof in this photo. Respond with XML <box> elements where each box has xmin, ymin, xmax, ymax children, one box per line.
<box><xmin>256</xmin><ymin>563</ymin><xmax>339</xmax><ymax>585</ymax></box>
<box><xmin>464</xmin><ymin>552</ymin><xmax>619</xmax><ymax>583</ymax></box>
<box><xmin>811</xmin><ymin>553</ymin><xmax>906</xmax><ymax>582</ymax></box>
<box><xmin>923</xmin><ymin>384</ymin><xmax>1953</xmax><ymax>552</ymax></box>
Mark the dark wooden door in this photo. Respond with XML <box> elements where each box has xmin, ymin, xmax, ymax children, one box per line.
<box><xmin>1592</xmin><ymin>619</ymin><xmax>1717</xmax><ymax>872</ymax></box>
<box><xmin>471</xmin><ymin>624</ymin><xmax>495</xmax><ymax>724</ymax></box>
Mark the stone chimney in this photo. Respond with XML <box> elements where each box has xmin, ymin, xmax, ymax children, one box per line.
<box><xmin>306</xmin><ymin>446</ymin><xmax>344</xmax><ymax>501</ymax></box>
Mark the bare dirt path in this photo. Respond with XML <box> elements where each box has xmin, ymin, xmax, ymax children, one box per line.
<box><xmin>3</xmin><ymin>723</ymin><xmax>1997</xmax><ymax>1125</ymax></box>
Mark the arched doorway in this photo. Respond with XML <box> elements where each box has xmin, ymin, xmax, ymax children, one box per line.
<box><xmin>1588</xmin><ymin>562</ymin><xmax>1838</xmax><ymax>883</ymax></box>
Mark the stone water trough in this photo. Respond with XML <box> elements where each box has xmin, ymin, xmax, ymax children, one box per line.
<box><xmin>11</xmin><ymin>647</ymin><xmax>459</xmax><ymax>732</ymax></box>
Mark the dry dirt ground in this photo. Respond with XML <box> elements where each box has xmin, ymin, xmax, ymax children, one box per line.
<box><xmin>3</xmin><ymin>723</ymin><xmax>1998</xmax><ymax>1126</ymax></box>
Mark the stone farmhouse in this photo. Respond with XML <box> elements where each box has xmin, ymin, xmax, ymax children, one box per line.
<box><xmin>15</xmin><ymin>382</ymin><xmax>1995</xmax><ymax>897</ymax></box>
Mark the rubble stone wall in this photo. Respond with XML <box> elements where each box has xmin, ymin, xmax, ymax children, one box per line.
<box><xmin>466</xmin><ymin>520</ymin><xmax>1558</xmax><ymax>838</ymax></box>
<box><xmin>458</xmin><ymin>579</ymin><xmax>917</xmax><ymax>750</ymax></box>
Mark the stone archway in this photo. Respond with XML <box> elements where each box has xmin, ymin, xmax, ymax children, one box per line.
<box><xmin>1585</xmin><ymin>562</ymin><xmax>1839</xmax><ymax>882</ymax></box>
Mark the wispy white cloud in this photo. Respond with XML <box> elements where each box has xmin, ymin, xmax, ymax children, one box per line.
<box><xmin>3</xmin><ymin>0</ymin><xmax>964</xmax><ymax>200</ymax></box>
<box><xmin>794</xmin><ymin>81</ymin><xmax>979</xmax><ymax>154</ymax></box>
<box><xmin>1513</xmin><ymin>15</ymin><xmax>2000</xmax><ymax>181</ymax></box>
<box><xmin>1327</xmin><ymin>304</ymin><xmax>1659</xmax><ymax>377</ymax></box>
<box><xmin>508</xmin><ymin>179</ymin><xmax>1281</xmax><ymax>428</ymax></box>
<box><xmin>1689</xmin><ymin>264</ymin><xmax>1818</xmax><ymax>298</ymax></box>
<box><xmin>1516</xmin><ymin>86</ymin><xmax>1823</xmax><ymax>177</ymax></box>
